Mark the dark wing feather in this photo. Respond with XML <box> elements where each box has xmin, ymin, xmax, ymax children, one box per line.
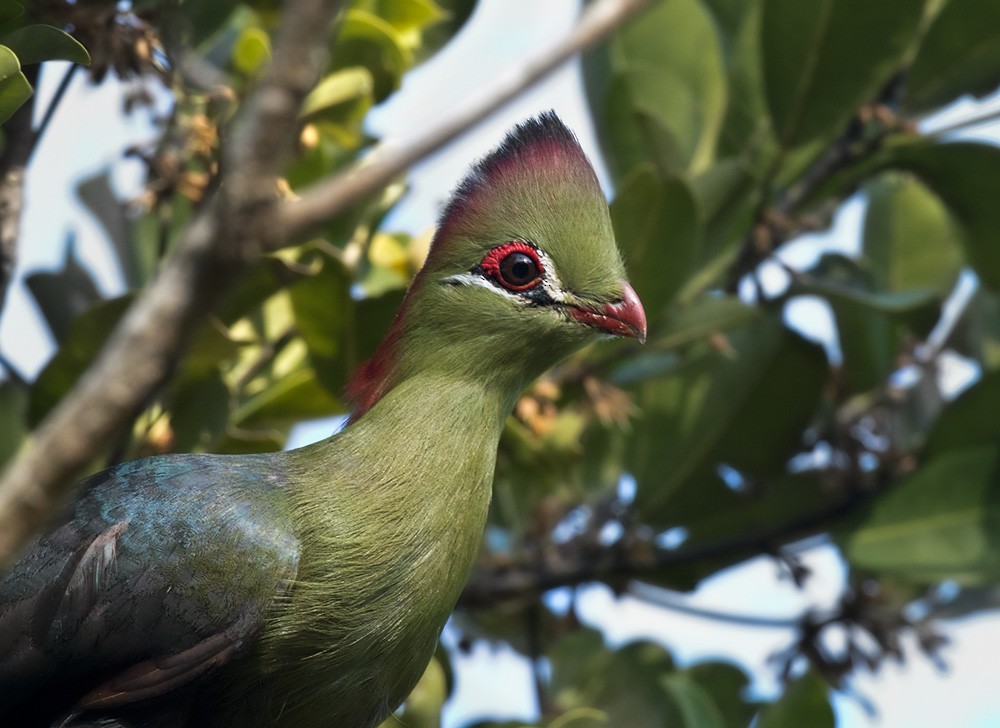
<box><xmin>0</xmin><ymin>453</ymin><xmax>300</xmax><ymax>725</ymax></box>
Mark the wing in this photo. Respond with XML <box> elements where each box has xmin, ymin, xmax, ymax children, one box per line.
<box><xmin>0</xmin><ymin>453</ymin><xmax>300</xmax><ymax>724</ymax></box>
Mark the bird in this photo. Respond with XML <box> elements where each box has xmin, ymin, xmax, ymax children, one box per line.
<box><xmin>0</xmin><ymin>112</ymin><xmax>646</xmax><ymax>728</ymax></box>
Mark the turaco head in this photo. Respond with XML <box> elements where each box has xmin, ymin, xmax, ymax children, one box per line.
<box><xmin>346</xmin><ymin>112</ymin><xmax>646</xmax><ymax>420</ymax></box>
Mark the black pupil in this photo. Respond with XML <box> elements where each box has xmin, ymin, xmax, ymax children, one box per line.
<box><xmin>501</xmin><ymin>252</ymin><xmax>537</xmax><ymax>286</ymax></box>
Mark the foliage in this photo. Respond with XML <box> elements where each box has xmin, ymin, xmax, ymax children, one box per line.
<box><xmin>3</xmin><ymin>0</ymin><xmax>1000</xmax><ymax>725</ymax></box>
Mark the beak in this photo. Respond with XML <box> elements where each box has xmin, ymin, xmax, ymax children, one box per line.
<box><xmin>568</xmin><ymin>280</ymin><xmax>647</xmax><ymax>343</ymax></box>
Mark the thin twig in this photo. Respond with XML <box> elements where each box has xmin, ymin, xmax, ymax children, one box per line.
<box><xmin>278</xmin><ymin>0</ymin><xmax>655</xmax><ymax>243</ymax></box>
<box><xmin>32</xmin><ymin>63</ymin><xmax>80</xmax><ymax>152</ymax></box>
<box><xmin>0</xmin><ymin>0</ymin><xmax>343</xmax><ymax>566</ymax></box>
<box><xmin>628</xmin><ymin>582</ymin><xmax>800</xmax><ymax>628</ymax></box>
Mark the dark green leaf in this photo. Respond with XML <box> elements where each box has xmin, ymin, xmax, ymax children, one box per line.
<box><xmin>884</xmin><ymin>141</ymin><xmax>1000</xmax><ymax>290</ymax></box>
<box><xmin>925</xmin><ymin>371</ymin><xmax>1000</xmax><ymax>456</ymax></box>
<box><xmin>0</xmin><ymin>379</ymin><xmax>27</xmax><ymax>468</ymax></box>
<box><xmin>629</xmin><ymin>316</ymin><xmax>826</xmax><ymax>518</ymax></box>
<box><xmin>756</xmin><ymin>672</ymin><xmax>834</xmax><ymax>728</ymax></box>
<box><xmin>28</xmin><ymin>296</ymin><xmax>132</xmax><ymax>427</ymax></box>
<box><xmin>844</xmin><ymin>446</ymin><xmax>1000</xmax><ymax>584</ymax></box>
<box><xmin>610</xmin><ymin>165</ymin><xmax>701</xmax><ymax>320</ymax></box>
<box><xmin>232</xmin><ymin>366</ymin><xmax>343</xmax><ymax>427</ymax></box>
<box><xmin>660</xmin><ymin>673</ymin><xmax>726</xmax><ymax>728</ymax></box>
<box><xmin>1</xmin><ymin>24</ymin><xmax>90</xmax><ymax>66</ymax></box>
<box><xmin>905</xmin><ymin>0</ymin><xmax>1000</xmax><ymax>113</ymax></box>
<box><xmin>683</xmin><ymin>662</ymin><xmax>759</xmax><ymax>728</ymax></box>
<box><xmin>331</xmin><ymin>9</ymin><xmax>411</xmax><ymax>102</ymax></box>
<box><xmin>24</xmin><ymin>236</ymin><xmax>101</xmax><ymax>345</ymax></box>
<box><xmin>77</xmin><ymin>171</ymin><xmax>151</xmax><ymax>287</ymax></box>
<box><xmin>760</xmin><ymin>0</ymin><xmax>924</xmax><ymax>148</ymax></box>
<box><xmin>170</xmin><ymin>373</ymin><xmax>231</xmax><ymax>452</ymax></box>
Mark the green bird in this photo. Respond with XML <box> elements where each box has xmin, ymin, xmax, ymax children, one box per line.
<box><xmin>0</xmin><ymin>112</ymin><xmax>646</xmax><ymax>728</ymax></box>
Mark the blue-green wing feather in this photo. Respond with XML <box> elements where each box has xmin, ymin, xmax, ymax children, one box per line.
<box><xmin>0</xmin><ymin>453</ymin><xmax>300</xmax><ymax>724</ymax></box>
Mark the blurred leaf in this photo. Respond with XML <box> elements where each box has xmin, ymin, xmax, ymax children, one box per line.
<box><xmin>232</xmin><ymin>366</ymin><xmax>343</xmax><ymax>427</ymax></box>
<box><xmin>884</xmin><ymin>141</ymin><xmax>1000</xmax><ymax>290</ymax></box>
<box><xmin>1</xmin><ymin>24</ymin><xmax>90</xmax><ymax>66</ymax></box>
<box><xmin>170</xmin><ymin>372</ymin><xmax>231</xmax><ymax>452</ymax></box>
<box><xmin>863</xmin><ymin>172</ymin><xmax>963</xmax><ymax>295</ymax></box>
<box><xmin>0</xmin><ymin>1</ymin><xmax>23</xmax><ymax>32</ymax></box>
<box><xmin>231</xmin><ymin>25</ymin><xmax>271</xmax><ymax>75</ymax></box>
<box><xmin>904</xmin><ymin>0</ymin><xmax>1000</xmax><ymax>113</ymax></box>
<box><xmin>301</xmin><ymin>66</ymin><xmax>374</xmax><ymax>119</ymax></box>
<box><xmin>629</xmin><ymin>316</ymin><xmax>826</xmax><ymax>519</ymax></box>
<box><xmin>77</xmin><ymin>171</ymin><xmax>152</xmax><ymax>287</ymax></box>
<box><xmin>610</xmin><ymin>165</ymin><xmax>701</xmax><ymax>320</ymax></box>
<box><xmin>546</xmin><ymin>709</ymin><xmax>608</xmax><ymax>728</ymax></box>
<box><xmin>0</xmin><ymin>379</ymin><xmax>27</xmax><ymax>468</ymax></box>
<box><xmin>331</xmin><ymin>9</ymin><xmax>411</xmax><ymax>102</ymax></box>
<box><xmin>756</xmin><ymin>672</ymin><xmax>833</xmax><ymax>728</ymax></box>
<box><xmin>760</xmin><ymin>0</ymin><xmax>924</xmax><ymax>149</ymax></box>
<box><xmin>0</xmin><ymin>45</ymin><xmax>31</xmax><ymax>124</ymax></box>
<box><xmin>288</xmin><ymin>255</ymin><xmax>354</xmax><ymax>396</ymax></box>
<box><xmin>683</xmin><ymin>662</ymin><xmax>759</xmax><ymax>728</ymax></box>
<box><xmin>660</xmin><ymin>673</ymin><xmax>726</xmax><ymax>728</ymax></box>
<box><xmin>924</xmin><ymin>371</ymin><xmax>1000</xmax><ymax>456</ymax></box>
<box><xmin>28</xmin><ymin>296</ymin><xmax>132</xmax><ymax>427</ymax></box>
<box><xmin>24</xmin><ymin>236</ymin><xmax>101</xmax><ymax>345</ymax></box>
<box><xmin>844</xmin><ymin>445</ymin><xmax>1000</xmax><ymax>584</ymax></box>
<box><xmin>717</xmin><ymin>1</ymin><xmax>774</xmax><ymax>161</ymax></box>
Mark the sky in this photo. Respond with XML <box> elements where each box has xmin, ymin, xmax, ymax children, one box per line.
<box><xmin>5</xmin><ymin>1</ymin><xmax>1000</xmax><ymax>726</ymax></box>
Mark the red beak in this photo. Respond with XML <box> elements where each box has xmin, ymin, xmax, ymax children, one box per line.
<box><xmin>568</xmin><ymin>281</ymin><xmax>647</xmax><ymax>343</ymax></box>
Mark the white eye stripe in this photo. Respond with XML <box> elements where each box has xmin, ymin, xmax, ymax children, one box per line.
<box><xmin>442</xmin><ymin>247</ymin><xmax>570</xmax><ymax>305</ymax></box>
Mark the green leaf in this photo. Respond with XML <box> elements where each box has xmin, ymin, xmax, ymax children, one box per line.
<box><xmin>331</xmin><ymin>9</ymin><xmax>411</xmax><ymax>102</ymax></box>
<box><xmin>862</xmin><ymin>171</ymin><xmax>964</xmax><ymax>295</ymax></box>
<box><xmin>905</xmin><ymin>0</ymin><xmax>1000</xmax><ymax>113</ymax></box>
<box><xmin>0</xmin><ymin>379</ymin><xmax>27</xmax><ymax>468</ymax></box>
<box><xmin>925</xmin><ymin>371</ymin><xmax>1000</xmax><ymax>456</ymax></box>
<box><xmin>717</xmin><ymin>2</ymin><xmax>774</xmax><ymax>161</ymax></box>
<box><xmin>629</xmin><ymin>316</ymin><xmax>826</xmax><ymax>518</ymax></box>
<box><xmin>1</xmin><ymin>24</ymin><xmax>90</xmax><ymax>66</ymax></box>
<box><xmin>0</xmin><ymin>44</ymin><xmax>31</xmax><ymax>125</ymax></box>
<box><xmin>232</xmin><ymin>366</ymin><xmax>343</xmax><ymax>427</ymax></box>
<box><xmin>844</xmin><ymin>446</ymin><xmax>1000</xmax><ymax>584</ymax></box>
<box><xmin>883</xmin><ymin>141</ymin><xmax>1000</xmax><ymax>290</ymax></box>
<box><xmin>288</xmin><ymin>255</ymin><xmax>354</xmax><ymax>397</ymax></box>
<box><xmin>170</xmin><ymin>372</ymin><xmax>231</xmax><ymax>452</ymax></box>
<box><xmin>28</xmin><ymin>296</ymin><xmax>132</xmax><ymax>427</ymax></box>
<box><xmin>301</xmin><ymin>67</ymin><xmax>374</xmax><ymax>118</ymax></box>
<box><xmin>610</xmin><ymin>165</ymin><xmax>701</xmax><ymax>320</ymax></box>
<box><xmin>756</xmin><ymin>672</ymin><xmax>834</xmax><ymax>728</ymax></box>
<box><xmin>586</xmin><ymin>0</ymin><xmax>727</xmax><ymax>177</ymax></box>
<box><xmin>363</xmin><ymin>0</ymin><xmax>446</xmax><ymax>34</ymax></box>
<box><xmin>231</xmin><ymin>25</ymin><xmax>271</xmax><ymax>75</ymax></box>
<box><xmin>24</xmin><ymin>236</ymin><xmax>101</xmax><ymax>345</ymax></box>
<box><xmin>760</xmin><ymin>0</ymin><xmax>924</xmax><ymax>148</ymax></box>
<box><xmin>660</xmin><ymin>673</ymin><xmax>726</xmax><ymax>728</ymax></box>
<box><xmin>77</xmin><ymin>171</ymin><xmax>152</xmax><ymax>287</ymax></box>
<box><xmin>683</xmin><ymin>662</ymin><xmax>759</xmax><ymax>728</ymax></box>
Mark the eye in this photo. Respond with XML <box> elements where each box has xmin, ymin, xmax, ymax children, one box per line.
<box><xmin>479</xmin><ymin>242</ymin><xmax>544</xmax><ymax>292</ymax></box>
<box><xmin>499</xmin><ymin>252</ymin><xmax>540</xmax><ymax>289</ymax></box>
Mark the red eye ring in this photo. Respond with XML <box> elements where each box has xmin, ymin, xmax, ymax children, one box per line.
<box><xmin>480</xmin><ymin>242</ymin><xmax>544</xmax><ymax>291</ymax></box>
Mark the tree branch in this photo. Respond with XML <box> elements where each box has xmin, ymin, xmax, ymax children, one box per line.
<box><xmin>0</xmin><ymin>0</ymin><xmax>343</xmax><ymax>566</ymax></box>
<box><xmin>278</xmin><ymin>0</ymin><xmax>655</xmax><ymax>242</ymax></box>
<box><xmin>459</xmin><ymin>491</ymin><xmax>867</xmax><ymax>609</ymax></box>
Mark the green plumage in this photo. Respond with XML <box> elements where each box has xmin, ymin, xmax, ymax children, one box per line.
<box><xmin>0</xmin><ymin>113</ymin><xmax>645</xmax><ymax>728</ymax></box>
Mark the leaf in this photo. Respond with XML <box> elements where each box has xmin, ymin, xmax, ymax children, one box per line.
<box><xmin>610</xmin><ymin>165</ymin><xmax>701</xmax><ymax>320</ymax></box>
<box><xmin>231</xmin><ymin>25</ymin><xmax>271</xmax><ymax>75</ymax></box>
<box><xmin>28</xmin><ymin>296</ymin><xmax>132</xmax><ymax>427</ymax></box>
<box><xmin>629</xmin><ymin>316</ymin><xmax>826</xmax><ymax>519</ymax></box>
<box><xmin>883</xmin><ymin>141</ymin><xmax>1000</xmax><ymax>290</ymax></box>
<box><xmin>844</xmin><ymin>446</ymin><xmax>1000</xmax><ymax>584</ymax></box>
<box><xmin>925</xmin><ymin>371</ymin><xmax>1000</xmax><ymax>457</ymax></box>
<box><xmin>170</xmin><ymin>373</ymin><xmax>231</xmax><ymax>452</ymax></box>
<box><xmin>24</xmin><ymin>235</ymin><xmax>101</xmax><ymax>345</ymax></box>
<box><xmin>0</xmin><ymin>379</ymin><xmax>27</xmax><ymax>468</ymax></box>
<box><xmin>1</xmin><ymin>24</ymin><xmax>90</xmax><ymax>66</ymax></box>
<box><xmin>660</xmin><ymin>673</ymin><xmax>726</xmax><ymax>728</ymax></box>
<box><xmin>232</xmin><ymin>366</ymin><xmax>343</xmax><ymax>427</ymax></box>
<box><xmin>301</xmin><ymin>67</ymin><xmax>374</xmax><ymax>118</ymax></box>
<box><xmin>331</xmin><ymin>9</ymin><xmax>411</xmax><ymax>102</ymax></box>
<box><xmin>863</xmin><ymin>172</ymin><xmax>964</xmax><ymax>295</ymax></box>
<box><xmin>0</xmin><ymin>44</ymin><xmax>31</xmax><ymax>125</ymax></box>
<box><xmin>77</xmin><ymin>171</ymin><xmax>151</xmax><ymax>287</ymax></box>
<box><xmin>585</xmin><ymin>0</ymin><xmax>727</xmax><ymax>177</ymax></box>
<box><xmin>760</xmin><ymin>0</ymin><xmax>925</xmax><ymax>148</ymax></box>
<box><xmin>905</xmin><ymin>0</ymin><xmax>1000</xmax><ymax>113</ymax></box>
<box><xmin>756</xmin><ymin>672</ymin><xmax>834</xmax><ymax>728</ymax></box>
<box><xmin>683</xmin><ymin>662</ymin><xmax>759</xmax><ymax>728</ymax></box>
